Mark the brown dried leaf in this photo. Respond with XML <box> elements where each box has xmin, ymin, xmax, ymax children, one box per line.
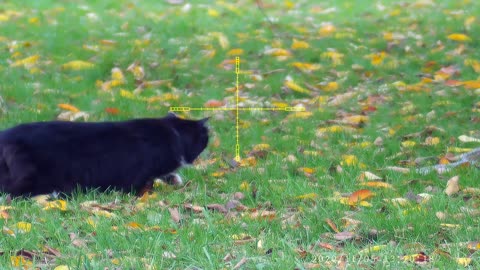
<box><xmin>232</xmin><ymin>257</ymin><xmax>248</xmax><ymax>269</ymax></box>
<box><xmin>168</xmin><ymin>207</ymin><xmax>181</xmax><ymax>224</ymax></box>
<box><xmin>206</xmin><ymin>204</ymin><xmax>228</xmax><ymax>214</ymax></box>
<box><xmin>445</xmin><ymin>175</ymin><xmax>460</xmax><ymax>196</ymax></box>
<box><xmin>183</xmin><ymin>203</ymin><xmax>204</xmax><ymax>213</ymax></box>
<box><xmin>334</xmin><ymin>231</ymin><xmax>355</xmax><ymax>241</ymax></box>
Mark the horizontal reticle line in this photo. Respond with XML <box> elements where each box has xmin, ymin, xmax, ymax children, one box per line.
<box><xmin>169</xmin><ymin>106</ymin><xmax>305</xmax><ymax>112</ymax></box>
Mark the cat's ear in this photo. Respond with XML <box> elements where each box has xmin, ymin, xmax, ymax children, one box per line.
<box><xmin>198</xmin><ymin>117</ymin><xmax>210</xmax><ymax>126</ymax></box>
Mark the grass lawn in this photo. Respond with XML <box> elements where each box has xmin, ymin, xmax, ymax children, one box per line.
<box><xmin>1</xmin><ymin>0</ymin><xmax>480</xmax><ymax>269</ymax></box>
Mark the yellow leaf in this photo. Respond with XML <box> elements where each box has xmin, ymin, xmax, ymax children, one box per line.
<box><xmin>291</xmin><ymin>62</ymin><xmax>321</xmax><ymax>72</ymax></box>
<box><xmin>86</xmin><ymin>217</ymin><xmax>97</xmax><ymax>228</ymax></box>
<box><xmin>43</xmin><ymin>200</ymin><xmax>68</xmax><ymax>211</ymax></box>
<box><xmin>61</xmin><ymin>60</ymin><xmax>95</xmax><ymax>70</ymax></box>
<box><xmin>370</xmin><ymin>52</ymin><xmax>387</xmax><ymax>66</ymax></box>
<box><xmin>291</xmin><ymin>39</ymin><xmax>310</xmax><ymax>49</ymax></box>
<box><xmin>296</xmin><ymin>193</ymin><xmax>318</xmax><ymax>200</ymax></box>
<box><xmin>319</xmin><ymin>81</ymin><xmax>339</xmax><ymax>91</ymax></box>
<box><xmin>15</xmin><ymin>221</ymin><xmax>32</xmax><ymax>233</ymax></box>
<box><xmin>341</xmin><ymin>155</ymin><xmax>358</xmax><ymax>166</ymax></box>
<box><xmin>462</xmin><ymin>80</ymin><xmax>480</xmax><ymax>89</ymax></box>
<box><xmin>264</xmin><ymin>48</ymin><xmax>292</xmax><ymax>57</ymax></box>
<box><xmin>317</xmin><ymin>125</ymin><xmax>346</xmax><ymax>134</ymax></box>
<box><xmin>58</xmin><ymin>103</ymin><xmax>80</xmax><ymax>112</ymax></box>
<box><xmin>211</xmin><ymin>171</ymin><xmax>225</xmax><ymax>177</ymax></box>
<box><xmin>111</xmin><ymin>67</ymin><xmax>125</xmax><ymax>83</ymax></box>
<box><xmin>319</xmin><ymin>23</ymin><xmax>336</xmax><ymax>37</ymax></box>
<box><xmin>401</xmin><ymin>140</ymin><xmax>416</xmax><ymax>147</ymax></box>
<box><xmin>211</xmin><ymin>32</ymin><xmax>229</xmax><ymax>49</ymax></box>
<box><xmin>239</xmin><ymin>181</ymin><xmax>250</xmax><ymax>191</ymax></box>
<box><xmin>321</xmin><ymin>51</ymin><xmax>344</xmax><ymax>65</ymax></box>
<box><xmin>207</xmin><ymin>9</ymin><xmax>220</xmax><ymax>17</ymax></box>
<box><xmin>227</xmin><ymin>48</ymin><xmax>244</xmax><ymax>56</ymax></box>
<box><xmin>126</xmin><ymin>222</ymin><xmax>143</xmax><ymax>229</ymax></box>
<box><xmin>3</xmin><ymin>227</ymin><xmax>15</xmax><ymax>236</ymax></box>
<box><xmin>386</xmin><ymin>198</ymin><xmax>410</xmax><ymax>207</ymax></box>
<box><xmin>360</xmin><ymin>181</ymin><xmax>393</xmax><ymax>189</ymax></box>
<box><xmin>287</xmin><ymin>111</ymin><xmax>312</xmax><ymax>119</ymax></box>
<box><xmin>464</xmin><ymin>59</ymin><xmax>480</xmax><ymax>73</ymax></box>
<box><xmin>447</xmin><ymin>147</ymin><xmax>472</xmax><ymax>153</ymax></box>
<box><xmin>284</xmin><ymin>81</ymin><xmax>311</xmax><ymax>95</ymax></box>
<box><xmin>120</xmin><ymin>89</ymin><xmax>135</xmax><ymax>99</ymax></box>
<box><xmin>253</xmin><ymin>144</ymin><xmax>270</xmax><ymax>151</ymax></box>
<box><xmin>54</xmin><ymin>265</ymin><xmax>70</xmax><ymax>270</ymax></box>
<box><xmin>358</xmin><ymin>245</ymin><xmax>387</xmax><ymax>254</ymax></box>
<box><xmin>447</xmin><ymin>33</ymin><xmax>471</xmax><ymax>42</ymax></box>
<box><xmin>343</xmin><ymin>115</ymin><xmax>368</xmax><ymax>125</ymax></box>
<box><xmin>425</xmin><ymin>136</ymin><xmax>440</xmax><ymax>145</ymax></box>
<box><xmin>465</xmin><ymin>16</ymin><xmax>476</xmax><ymax>30</ymax></box>
<box><xmin>239</xmin><ymin>156</ymin><xmax>256</xmax><ymax>167</ymax></box>
<box><xmin>10</xmin><ymin>55</ymin><xmax>40</xmax><ymax>68</ymax></box>
<box><xmin>111</xmin><ymin>258</ymin><xmax>121</xmax><ymax>265</ymax></box>
<box><xmin>272</xmin><ymin>101</ymin><xmax>288</xmax><ymax>108</ymax></box>
<box><xmin>457</xmin><ymin>258</ymin><xmax>472</xmax><ymax>267</ymax></box>
<box><xmin>92</xmin><ymin>209</ymin><xmax>116</xmax><ymax>218</ymax></box>
<box><xmin>11</xmin><ymin>256</ymin><xmax>32</xmax><ymax>267</ymax></box>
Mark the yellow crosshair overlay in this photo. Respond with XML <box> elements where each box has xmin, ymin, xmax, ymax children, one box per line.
<box><xmin>169</xmin><ymin>57</ymin><xmax>306</xmax><ymax>162</ymax></box>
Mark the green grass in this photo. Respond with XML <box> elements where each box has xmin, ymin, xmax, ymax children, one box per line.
<box><xmin>1</xmin><ymin>0</ymin><xmax>480</xmax><ymax>269</ymax></box>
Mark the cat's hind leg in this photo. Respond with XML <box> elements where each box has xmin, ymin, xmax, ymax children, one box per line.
<box><xmin>0</xmin><ymin>144</ymin><xmax>37</xmax><ymax>196</ymax></box>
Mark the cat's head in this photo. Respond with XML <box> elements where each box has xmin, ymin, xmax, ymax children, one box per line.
<box><xmin>166</xmin><ymin>113</ymin><xmax>209</xmax><ymax>164</ymax></box>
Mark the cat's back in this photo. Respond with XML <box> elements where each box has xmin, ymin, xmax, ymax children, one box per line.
<box><xmin>0</xmin><ymin>119</ymin><xmax>170</xmax><ymax>147</ymax></box>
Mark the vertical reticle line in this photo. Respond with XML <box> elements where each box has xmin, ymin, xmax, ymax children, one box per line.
<box><xmin>235</xmin><ymin>56</ymin><xmax>241</xmax><ymax>162</ymax></box>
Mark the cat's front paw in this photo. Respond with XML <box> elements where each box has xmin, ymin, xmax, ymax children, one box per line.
<box><xmin>162</xmin><ymin>173</ymin><xmax>183</xmax><ymax>186</ymax></box>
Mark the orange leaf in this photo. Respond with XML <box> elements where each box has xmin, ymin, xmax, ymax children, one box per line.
<box><xmin>348</xmin><ymin>189</ymin><xmax>375</xmax><ymax>205</ymax></box>
<box><xmin>360</xmin><ymin>181</ymin><xmax>393</xmax><ymax>189</ymax></box>
<box><xmin>105</xmin><ymin>107</ymin><xmax>120</xmax><ymax>115</ymax></box>
<box><xmin>126</xmin><ymin>222</ymin><xmax>143</xmax><ymax>230</ymax></box>
<box><xmin>58</xmin><ymin>103</ymin><xmax>80</xmax><ymax>112</ymax></box>
<box><xmin>462</xmin><ymin>80</ymin><xmax>480</xmax><ymax>89</ymax></box>
<box><xmin>204</xmin><ymin>99</ymin><xmax>224</xmax><ymax>108</ymax></box>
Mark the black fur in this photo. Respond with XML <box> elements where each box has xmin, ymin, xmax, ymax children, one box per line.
<box><xmin>0</xmin><ymin>113</ymin><xmax>209</xmax><ymax>196</ymax></box>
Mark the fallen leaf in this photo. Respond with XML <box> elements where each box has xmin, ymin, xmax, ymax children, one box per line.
<box><xmin>105</xmin><ymin>107</ymin><xmax>120</xmax><ymax>115</ymax></box>
<box><xmin>10</xmin><ymin>55</ymin><xmax>40</xmax><ymax>68</ymax></box>
<box><xmin>58</xmin><ymin>103</ymin><xmax>80</xmax><ymax>112</ymax></box>
<box><xmin>296</xmin><ymin>193</ymin><xmax>318</xmax><ymax>200</ymax></box>
<box><xmin>348</xmin><ymin>189</ymin><xmax>375</xmax><ymax>205</ymax></box>
<box><xmin>456</xmin><ymin>258</ymin><xmax>472</xmax><ymax>267</ymax></box>
<box><xmin>15</xmin><ymin>222</ymin><xmax>32</xmax><ymax>233</ymax></box>
<box><xmin>168</xmin><ymin>207</ymin><xmax>181</xmax><ymax>223</ymax></box>
<box><xmin>447</xmin><ymin>33</ymin><xmax>471</xmax><ymax>42</ymax></box>
<box><xmin>204</xmin><ymin>99</ymin><xmax>224</xmax><ymax>108</ymax></box>
<box><xmin>360</xmin><ymin>181</ymin><xmax>393</xmax><ymax>189</ymax></box>
<box><xmin>445</xmin><ymin>175</ymin><xmax>460</xmax><ymax>196</ymax></box>
<box><xmin>61</xmin><ymin>60</ymin><xmax>94</xmax><ymax>70</ymax></box>
<box><xmin>232</xmin><ymin>257</ymin><xmax>248</xmax><ymax>269</ymax></box>
<box><xmin>183</xmin><ymin>203</ymin><xmax>204</xmax><ymax>213</ymax></box>
<box><xmin>206</xmin><ymin>204</ymin><xmax>228</xmax><ymax>214</ymax></box>
<box><xmin>284</xmin><ymin>80</ymin><xmax>311</xmax><ymax>95</ymax></box>
<box><xmin>334</xmin><ymin>231</ymin><xmax>355</xmax><ymax>241</ymax></box>
<box><xmin>401</xmin><ymin>251</ymin><xmax>430</xmax><ymax>264</ymax></box>
<box><xmin>325</xmin><ymin>218</ymin><xmax>340</xmax><ymax>233</ymax></box>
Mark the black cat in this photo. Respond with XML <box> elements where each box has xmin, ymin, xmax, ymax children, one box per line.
<box><xmin>0</xmin><ymin>113</ymin><xmax>209</xmax><ymax>196</ymax></box>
